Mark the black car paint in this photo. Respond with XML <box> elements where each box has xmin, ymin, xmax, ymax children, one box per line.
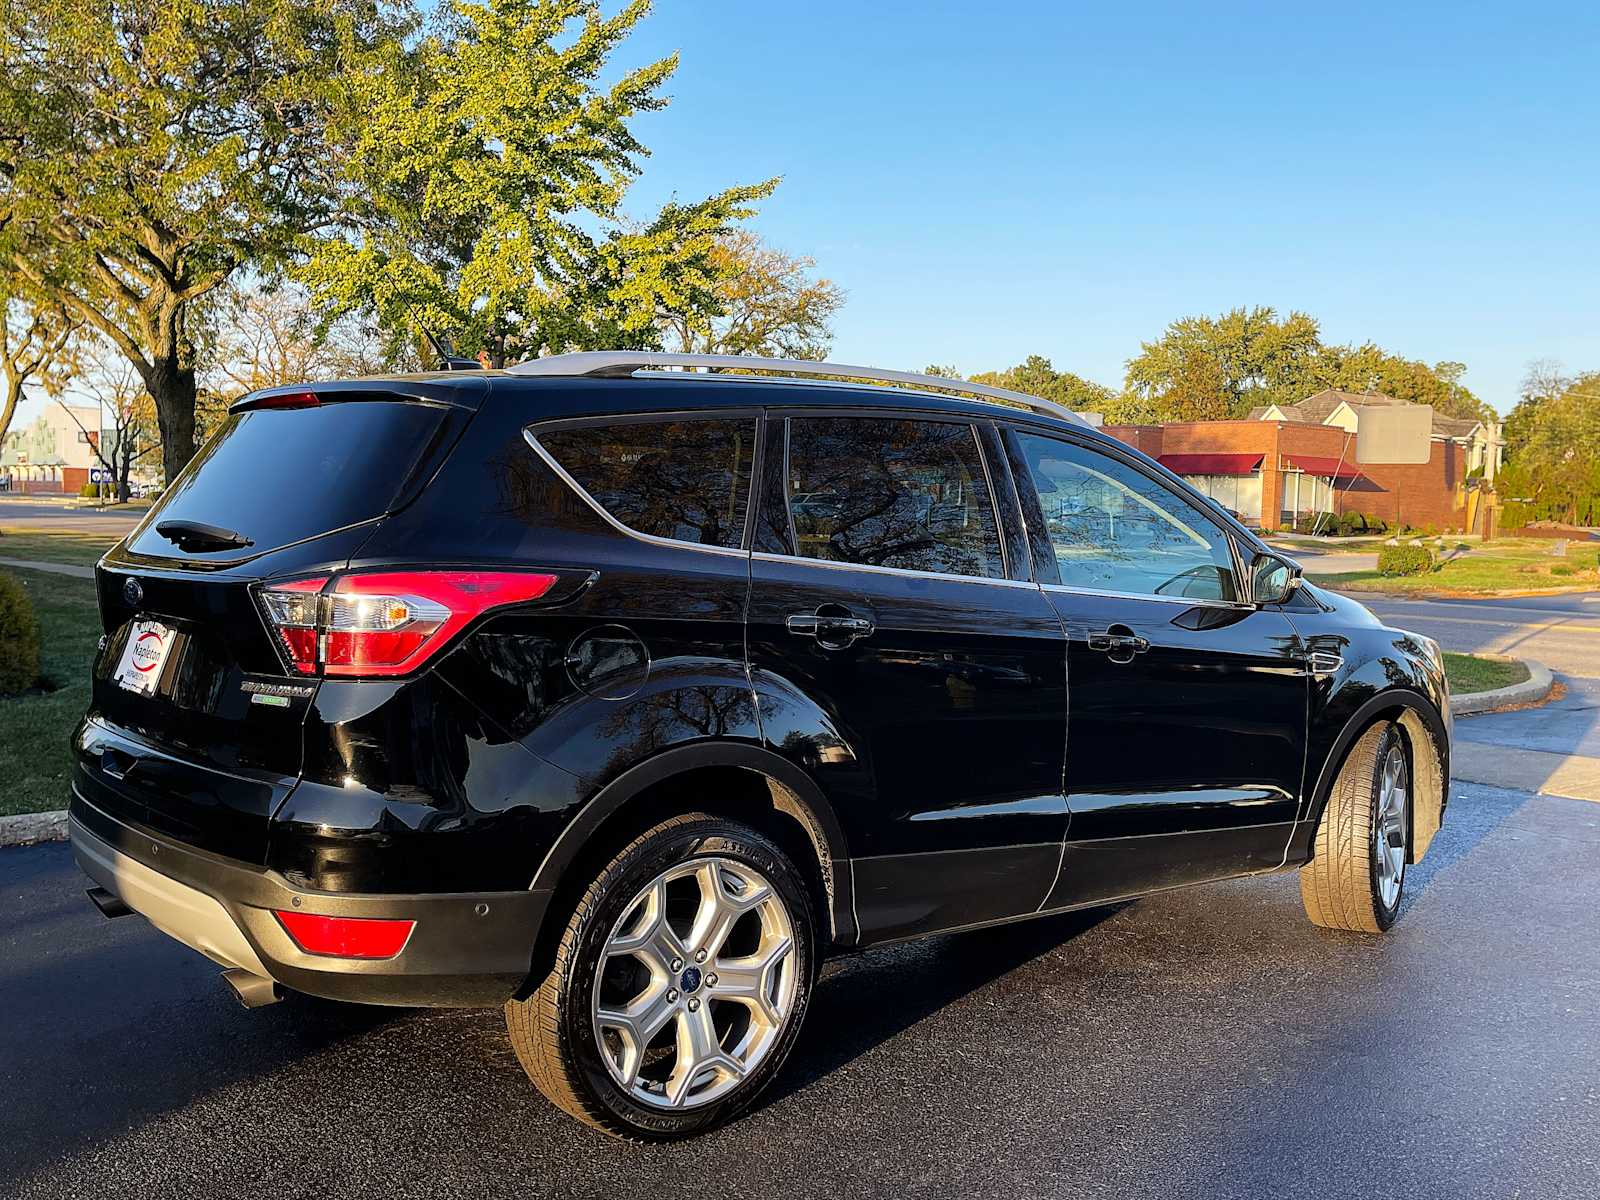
<box><xmin>71</xmin><ymin>371</ymin><xmax>1450</xmax><ymax>1006</ymax></box>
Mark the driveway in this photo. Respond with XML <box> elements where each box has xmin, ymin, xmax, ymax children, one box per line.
<box><xmin>4</xmin><ymin>778</ymin><xmax>1599</xmax><ymax>1200</ymax></box>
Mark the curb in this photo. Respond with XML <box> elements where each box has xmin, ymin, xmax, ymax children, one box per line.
<box><xmin>0</xmin><ymin>810</ymin><xmax>68</xmax><ymax>848</ymax></box>
<box><xmin>1450</xmin><ymin>657</ymin><xmax>1555</xmax><ymax>716</ymax></box>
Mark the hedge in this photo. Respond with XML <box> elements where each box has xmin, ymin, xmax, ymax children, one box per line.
<box><xmin>1377</xmin><ymin>544</ymin><xmax>1435</xmax><ymax>577</ymax></box>
<box><xmin>0</xmin><ymin>572</ymin><xmax>41</xmax><ymax>695</ymax></box>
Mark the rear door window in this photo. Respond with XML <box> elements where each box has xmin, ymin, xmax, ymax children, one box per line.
<box><xmin>533</xmin><ymin>417</ymin><xmax>756</xmax><ymax>549</ymax></box>
<box><xmin>784</xmin><ymin>416</ymin><xmax>1006</xmax><ymax>579</ymax></box>
<box><xmin>128</xmin><ymin>401</ymin><xmax>447</xmax><ymax>560</ymax></box>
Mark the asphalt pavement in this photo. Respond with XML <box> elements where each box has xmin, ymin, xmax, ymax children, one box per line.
<box><xmin>4</xmin><ymin>780</ymin><xmax>1598</xmax><ymax>1200</ymax></box>
<box><xmin>0</xmin><ymin>497</ymin><xmax>144</xmax><ymax>537</ymax></box>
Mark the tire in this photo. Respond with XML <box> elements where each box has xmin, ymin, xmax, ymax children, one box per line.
<box><xmin>1300</xmin><ymin>721</ymin><xmax>1411</xmax><ymax>933</ymax></box>
<box><xmin>505</xmin><ymin>813</ymin><xmax>816</xmax><ymax>1139</ymax></box>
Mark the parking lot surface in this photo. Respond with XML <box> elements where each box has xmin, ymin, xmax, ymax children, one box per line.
<box><xmin>4</xmin><ymin>781</ymin><xmax>1597</xmax><ymax>1200</ymax></box>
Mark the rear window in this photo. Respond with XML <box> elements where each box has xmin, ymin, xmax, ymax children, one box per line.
<box><xmin>128</xmin><ymin>401</ymin><xmax>446</xmax><ymax>560</ymax></box>
<box><xmin>534</xmin><ymin>418</ymin><xmax>756</xmax><ymax>549</ymax></box>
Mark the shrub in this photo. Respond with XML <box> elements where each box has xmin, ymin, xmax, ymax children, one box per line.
<box><xmin>79</xmin><ymin>482</ymin><xmax>100</xmax><ymax>498</ymax></box>
<box><xmin>1364</xmin><ymin>515</ymin><xmax>1388</xmax><ymax>535</ymax></box>
<box><xmin>1336</xmin><ymin>512</ymin><xmax>1364</xmax><ymax>537</ymax></box>
<box><xmin>0</xmin><ymin>572</ymin><xmax>42</xmax><ymax>695</ymax></box>
<box><xmin>1377</xmin><ymin>545</ymin><xmax>1435</xmax><ymax>577</ymax></box>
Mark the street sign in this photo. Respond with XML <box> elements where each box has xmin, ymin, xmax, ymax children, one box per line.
<box><xmin>90</xmin><ymin>468</ymin><xmax>111</xmax><ymax>483</ymax></box>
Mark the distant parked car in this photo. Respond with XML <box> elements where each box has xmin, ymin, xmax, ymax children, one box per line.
<box><xmin>70</xmin><ymin>353</ymin><xmax>1453</xmax><ymax>1139</ymax></box>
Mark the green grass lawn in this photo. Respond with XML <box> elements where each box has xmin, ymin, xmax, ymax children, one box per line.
<box><xmin>0</xmin><ymin>568</ymin><xmax>99</xmax><ymax>817</ymax></box>
<box><xmin>0</xmin><ymin>527</ymin><xmax>119</xmax><ymax>567</ymax></box>
<box><xmin>1443</xmin><ymin>652</ymin><xmax>1531</xmax><ymax>695</ymax></box>
<box><xmin>1311</xmin><ymin>538</ymin><xmax>1600</xmax><ymax>597</ymax></box>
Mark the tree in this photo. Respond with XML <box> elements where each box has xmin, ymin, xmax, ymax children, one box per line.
<box><xmin>1124</xmin><ymin>307</ymin><xmax>1324</xmax><ymax>419</ymax></box>
<box><xmin>1499</xmin><ymin>372</ymin><xmax>1600</xmax><ymax>527</ymax></box>
<box><xmin>1</xmin><ymin>289</ymin><xmax>76</xmax><ymax>448</ymax></box>
<box><xmin>0</xmin><ymin>0</ymin><xmax>411</xmax><ymax>484</ymax></box>
<box><xmin>1123</xmin><ymin>306</ymin><xmax>1491</xmax><ymax>422</ymax></box>
<box><xmin>62</xmin><ymin>358</ymin><xmax>160</xmax><ymax>503</ymax></box>
<box><xmin>660</xmin><ymin>230</ymin><xmax>843</xmax><ymax>359</ymax></box>
<box><xmin>301</xmin><ymin>0</ymin><xmax>776</xmax><ymax>369</ymax></box>
<box><xmin>970</xmin><ymin>355</ymin><xmax>1119</xmax><ymax>414</ymax></box>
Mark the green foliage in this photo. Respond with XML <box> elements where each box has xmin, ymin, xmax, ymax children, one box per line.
<box><xmin>78</xmin><ymin>482</ymin><xmax>98</xmax><ymax>498</ymax></box>
<box><xmin>969</xmin><ymin>356</ymin><xmax>1119</xmax><ymax>414</ymax></box>
<box><xmin>0</xmin><ymin>0</ymin><xmax>411</xmax><ymax>481</ymax></box>
<box><xmin>1120</xmin><ymin>307</ymin><xmax>1490</xmax><ymax>423</ymax></box>
<box><xmin>300</xmin><ymin>0</ymin><xmax>775</xmax><ymax>366</ymax></box>
<box><xmin>1499</xmin><ymin>371</ymin><xmax>1600</xmax><ymax>528</ymax></box>
<box><xmin>1378</xmin><ymin>545</ymin><xmax>1435</xmax><ymax>577</ymax></box>
<box><xmin>1336</xmin><ymin>511</ymin><xmax>1364</xmax><ymax>537</ymax></box>
<box><xmin>0</xmin><ymin>571</ymin><xmax>42</xmax><ymax>694</ymax></box>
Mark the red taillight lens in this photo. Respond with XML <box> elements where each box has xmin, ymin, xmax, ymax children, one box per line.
<box><xmin>257</xmin><ymin>570</ymin><xmax>558</xmax><ymax>679</ymax></box>
<box><xmin>275</xmin><ymin>911</ymin><xmax>415</xmax><ymax>959</ymax></box>
<box><xmin>259</xmin><ymin>577</ymin><xmax>328</xmax><ymax>674</ymax></box>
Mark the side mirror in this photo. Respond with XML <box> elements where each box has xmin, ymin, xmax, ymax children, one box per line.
<box><xmin>1249</xmin><ymin>551</ymin><xmax>1301</xmax><ymax>606</ymax></box>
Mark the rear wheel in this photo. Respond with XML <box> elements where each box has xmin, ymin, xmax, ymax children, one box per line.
<box><xmin>506</xmin><ymin>813</ymin><xmax>814</xmax><ymax>1139</ymax></box>
<box><xmin>1300</xmin><ymin>722</ymin><xmax>1410</xmax><ymax>933</ymax></box>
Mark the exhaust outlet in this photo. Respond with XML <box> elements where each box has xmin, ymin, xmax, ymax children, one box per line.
<box><xmin>221</xmin><ymin>967</ymin><xmax>284</xmax><ymax>1009</ymax></box>
<box><xmin>86</xmin><ymin>886</ymin><xmax>133</xmax><ymax>919</ymax></box>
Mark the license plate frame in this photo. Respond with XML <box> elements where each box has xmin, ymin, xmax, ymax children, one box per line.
<box><xmin>113</xmin><ymin>619</ymin><xmax>176</xmax><ymax>696</ymax></box>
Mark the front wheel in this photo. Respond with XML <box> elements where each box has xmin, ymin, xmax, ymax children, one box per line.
<box><xmin>1300</xmin><ymin>721</ymin><xmax>1410</xmax><ymax>933</ymax></box>
<box><xmin>506</xmin><ymin>813</ymin><xmax>815</xmax><ymax>1139</ymax></box>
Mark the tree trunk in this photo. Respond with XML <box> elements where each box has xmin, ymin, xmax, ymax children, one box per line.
<box><xmin>0</xmin><ymin>376</ymin><xmax>22</xmax><ymax>448</ymax></box>
<box><xmin>148</xmin><ymin>355</ymin><xmax>198</xmax><ymax>485</ymax></box>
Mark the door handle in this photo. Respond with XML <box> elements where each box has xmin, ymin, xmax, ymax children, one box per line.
<box><xmin>786</xmin><ymin>609</ymin><xmax>874</xmax><ymax>648</ymax></box>
<box><xmin>1088</xmin><ymin>626</ymin><xmax>1149</xmax><ymax>663</ymax></box>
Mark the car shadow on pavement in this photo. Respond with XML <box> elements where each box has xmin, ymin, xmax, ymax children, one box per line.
<box><xmin>756</xmin><ymin>903</ymin><xmax>1126</xmax><ymax>1111</ymax></box>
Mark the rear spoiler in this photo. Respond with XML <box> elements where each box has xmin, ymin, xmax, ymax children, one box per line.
<box><xmin>231</xmin><ymin>376</ymin><xmax>493</xmax><ymax>413</ymax></box>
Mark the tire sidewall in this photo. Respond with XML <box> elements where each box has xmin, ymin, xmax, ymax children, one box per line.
<box><xmin>558</xmin><ymin>818</ymin><xmax>815</xmax><ymax>1138</ymax></box>
<box><xmin>1367</xmin><ymin>725</ymin><xmax>1408</xmax><ymax>928</ymax></box>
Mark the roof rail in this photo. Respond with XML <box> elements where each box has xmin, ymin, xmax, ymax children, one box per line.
<box><xmin>505</xmin><ymin>351</ymin><xmax>1094</xmax><ymax>429</ymax></box>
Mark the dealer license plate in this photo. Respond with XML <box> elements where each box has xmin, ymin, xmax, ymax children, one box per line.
<box><xmin>113</xmin><ymin>620</ymin><xmax>175</xmax><ymax>695</ymax></box>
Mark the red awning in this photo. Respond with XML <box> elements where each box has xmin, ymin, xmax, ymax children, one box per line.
<box><xmin>1284</xmin><ymin>454</ymin><xmax>1366</xmax><ymax>480</ymax></box>
<box><xmin>1158</xmin><ymin>453</ymin><xmax>1264</xmax><ymax>476</ymax></box>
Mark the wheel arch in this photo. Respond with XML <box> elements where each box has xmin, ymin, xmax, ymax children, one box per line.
<box><xmin>521</xmin><ymin>742</ymin><xmax>855</xmax><ymax>995</ymax></box>
<box><xmin>1300</xmin><ymin>688</ymin><xmax>1451</xmax><ymax>865</ymax></box>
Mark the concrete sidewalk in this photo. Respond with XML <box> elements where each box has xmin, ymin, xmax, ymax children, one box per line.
<box><xmin>0</xmin><ymin>557</ymin><xmax>95</xmax><ymax>578</ymax></box>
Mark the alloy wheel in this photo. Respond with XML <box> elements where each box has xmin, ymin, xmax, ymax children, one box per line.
<box><xmin>1373</xmin><ymin>745</ymin><xmax>1409</xmax><ymax>909</ymax></box>
<box><xmin>591</xmin><ymin>856</ymin><xmax>798</xmax><ymax>1110</ymax></box>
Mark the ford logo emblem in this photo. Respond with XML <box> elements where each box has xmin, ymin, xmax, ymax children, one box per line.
<box><xmin>123</xmin><ymin>576</ymin><xmax>144</xmax><ymax>607</ymax></box>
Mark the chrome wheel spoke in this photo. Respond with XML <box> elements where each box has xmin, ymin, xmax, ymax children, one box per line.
<box><xmin>712</xmin><ymin>934</ymin><xmax>793</xmax><ymax>1027</ymax></box>
<box><xmin>1372</xmin><ymin>748</ymin><xmax>1409</xmax><ymax>908</ymax></box>
<box><xmin>688</xmin><ymin>861</ymin><xmax>768</xmax><ymax>959</ymax></box>
<box><xmin>595</xmin><ymin>981</ymin><xmax>676</xmax><ymax>1088</ymax></box>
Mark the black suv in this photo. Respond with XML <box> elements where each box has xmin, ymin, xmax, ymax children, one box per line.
<box><xmin>70</xmin><ymin>353</ymin><xmax>1451</xmax><ymax>1138</ymax></box>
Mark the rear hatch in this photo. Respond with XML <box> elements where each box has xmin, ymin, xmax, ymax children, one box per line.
<box><xmin>78</xmin><ymin>382</ymin><xmax>480</xmax><ymax>862</ymax></box>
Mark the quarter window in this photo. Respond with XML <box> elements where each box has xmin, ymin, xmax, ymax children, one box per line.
<box><xmin>536</xmin><ymin>418</ymin><xmax>756</xmax><ymax>549</ymax></box>
<box><xmin>1014</xmin><ymin>432</ymin><xmax>1239</xmax><ymax>601</ymax></box>
<box><xmin>785</xmin><ymin>417</ymin><xmax>1005</xmax><ymax>579</ymax></box>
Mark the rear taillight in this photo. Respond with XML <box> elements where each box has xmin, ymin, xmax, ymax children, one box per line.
<box><xmin>241</xmin><ymin>388</ymin><xmax>320</xmax><ymax>411</ymax></box>
<box><xmin>275</xmin><ymin>911</ymin><xmax>415</xmax><ymax>959</ymax></box>
<box><xmin>258</xmin><ymin>570</ymin><xmax>558</xmax><ymax>679</ymax></box>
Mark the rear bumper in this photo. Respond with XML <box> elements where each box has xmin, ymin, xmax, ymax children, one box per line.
<box><xmin>70</xmin><ymin>790</ymin><xmax>550</xmax><ymax>1007</ymax></box>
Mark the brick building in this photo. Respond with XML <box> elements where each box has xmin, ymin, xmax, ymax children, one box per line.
<box><xmin>1104</xmin><ymin>389</ymin><xmax>1501</xmax><ymax>533</ymax></box>
<box><xmin>0</xmin><ymin>403</ymin><xmax>102</xmax><ymax>494</ymax></box>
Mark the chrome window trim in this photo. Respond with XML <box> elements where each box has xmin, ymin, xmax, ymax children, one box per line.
<box><xmin>520</xmin><ymin>423</ymin><xmax>755</xmax><ymax>560</ymax></box>
<box><xmin>751</xmin><ymin>551</ymin><xmax>1041</xmax><ymax>590</ymax></box>
<box><xmin>1040</xmin><ymin>582</ymin><xmax>1255</xmax><ymax>611</ymax></box>
<box><xmin>778</xmin><ymin>414</ymin><xmax>1012</xmax><ymax>585</ymax></box>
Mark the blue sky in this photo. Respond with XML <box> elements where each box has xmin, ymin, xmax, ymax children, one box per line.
<box><xmin>621</xmin><ymin>0</ymin><xmax>1600</xmax><ymax>413</ymax></box>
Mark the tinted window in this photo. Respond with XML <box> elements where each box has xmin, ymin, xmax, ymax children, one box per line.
<box><xmin>128</xmin><ymin>402</ymin><xmax>446</xmax><ymax>560</ymax></box>
<box><xmin>1015</xmin><ymin>432</ymin><xmax>1238</xmax><ymax>601</ymax></box>
<box><xmin>537</xmin><ymin>418</ymin><xmax>755</xmax><ymax>549</ymax></box>
<box><xmin>786</xmin><ymin>417</ymin><xmax>1004</xmax><ymax>579</ymax></box>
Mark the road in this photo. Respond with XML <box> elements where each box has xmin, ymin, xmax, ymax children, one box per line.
<box><xmin>4</xmin><ymin>779</ymin><xmax>1598</xmax><ymax>1200</ymax></box>
<box><xmin>0</xmin><ymin>497</ymin><xmax>144</xmax><ymax>537</ymax></box>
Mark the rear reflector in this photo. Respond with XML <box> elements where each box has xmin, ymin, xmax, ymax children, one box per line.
<box><xmin>257</xmin><ymin>570</ymin><xmax>559</xmax><ymax>679</ymax></box>
<box><xmin>275</xmin><ymin>911</ymin><xmax>415</xmax><ymax>959</ymax></box>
